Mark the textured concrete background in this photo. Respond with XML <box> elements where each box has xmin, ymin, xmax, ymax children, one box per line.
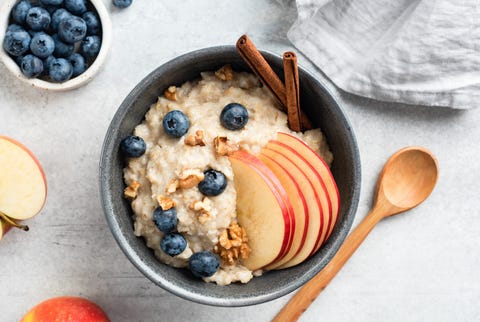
<box><xmin>1</xmin><ymin>0</ymin><xmax>479</xmax><ymax>321</ymax></box>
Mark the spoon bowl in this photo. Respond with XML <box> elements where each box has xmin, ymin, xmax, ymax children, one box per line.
<box><xmin>377</xmin><ymin>147</ymin><xmax>439</xmax><ymax>213</ymax></box>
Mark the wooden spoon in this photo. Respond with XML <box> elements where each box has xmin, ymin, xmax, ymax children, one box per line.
<box><xmin>273</xmin><ymin>146</ymin><xmax>439</xmax><ymax>322</ymax></box>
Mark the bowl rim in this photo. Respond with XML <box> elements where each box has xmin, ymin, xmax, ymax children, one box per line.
<box><xmin>99</xmin><ymin>45</ymin><xmax>361</xmax><ymax>306</ymax></box>
<box><xmin>0</xmin><ymin>0</ymin><xmax>112</xmax><ymax>91</ymax></box>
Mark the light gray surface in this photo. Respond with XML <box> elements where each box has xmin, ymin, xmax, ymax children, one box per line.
<box><xmin>0</xmin><ymin>0</ymin><xmax>479</xmax><ymax>321</ymax></box>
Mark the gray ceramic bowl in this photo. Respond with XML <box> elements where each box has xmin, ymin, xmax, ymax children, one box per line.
<box><xmin>100</xmin><ymin>46</ymin><xmax>361</xmax><ymax>307</ymax></box>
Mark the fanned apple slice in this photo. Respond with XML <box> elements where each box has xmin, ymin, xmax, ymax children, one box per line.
<box><xmin>262</xmin><ymin>146</ymin><xmax>324</xmax><ymax>269</ymax></box>
<box><xmin>229</xmin><ymin>150</ymin><xmax>295</xmax><ymax>271</ymax></box>
<box><xmin>0</xmin><ymin>136</ymin><xmax>47</xmax><ymax>221</ymax></box>
<box><xmin>277</xmin><ymin>132</ymin><xmax>340</xmax><ymax>242</ymax></box>
<box><xmin>259</xmin><ymin>152</ymin><xmax>309</xmax><ymax>270</ymax></box>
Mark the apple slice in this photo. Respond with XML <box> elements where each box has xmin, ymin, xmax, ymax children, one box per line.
<box><xmin>229</xmin><ymin>150</ymin><xmax>295</xmax><ymax>270</ymax></box>
<box><xmin>0</xmin><ymin>136</ymin><xmax>47</xmax><ymax>225</ymax></box>
<box><xmin>277</xmin><ymin>132</ymin><xmax>340</xmax><ymax>241</ymax></box>
<box><xmin>262</xmin><ymin>146</ymin><xmax>326</xmax><ymax>269</ymax></box>
<box><xmin>259</xmin><ymin>153</ymin><xmax>309</xmax><ymax>270</ymax></box>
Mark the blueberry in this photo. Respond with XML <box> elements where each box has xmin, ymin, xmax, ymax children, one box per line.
<box><xmin>153</xmin><ymin>207</ymin><xmax>178</xmax><ymax>233</ymax></box>
<box><xmin>49</xmin><ymin>58</ymin><xmax>73</xmax><ymax>82</ymax></box>
<box><xmin>82</xmin><ymin>11</ymin><xmax>101</xmax><ymax>35</ymax></box>
<box><xmin>120</xmin><ymin>135</ymin><xmax>146</xmax><ymax>157</ymax></box>
<box><xmin>11</xmin><ymin>0</ymin><xmax>32</xmax><ymax>25</ymax></box>
<box><xmin>39</xmin><ymin>0</ymin><xmax>64</xmax><ymax>5</ymax></box>
<box><xmin>113</xmin><ymin>0</ymin><xmax>133</xmax><ymax>8</ymax></box>
<box><xmin>80</xmin><ymin>35</ymin><xmax>101</xmax><ymax>58</ymax></box>
<box><xmin>160</xmin><ymin>233</ymin><xmax>187</xmax><ymax>257</ymax></box>
<box><xmin>30</xmin><ymin>33</ymin><xmax>55</xmax><ymax>58</ymax></box>
<box><xmin>28</xmin><ymin>29</ymin><xmax>44</xmax><ymax>38</ymax></box>
<box><xmin>198</xmin><ymin>169</ymin><xmax>227</xmax><ymax>196</ymax></box>
<box><xmin>3</xmin><ymin>30</ymin><xmax>31</xmax><ymax>56</ymax></box>
<box><xmin>52</xmin><ymin>34</ymin><xmax>74</xmax><ymax>58</ymax></box>
<box><xmin>58</xmin><ymin>16</ymin><xmax>87</xmax><ymax>44</ymax></box>
<box><xmin>26</xmin><ymin>7</ymin><xmax>51</xmax><ymax>31</ymax></box>
<box><xmin>68</xmin><ymin>53</ymin><xmax>87</xmax><ymax>77</ymax></box>
<box><xmin>43</xmin><ymin>5</ymin><xmax>62</xmax><ymax>15</ymax></box>
<box><xmin>64</xmin><ymin>0</ymin><xmax>88</xmax><ymax>15</ymax></box>
<box><xmin>20</xmin><ymin>55</ymin><xmax>44</xmax><ymax>78</ymax></box>
<box><xmin>189</xmin><ymin>251</ymin><xmax>219</xmax><ymax>278</ymax></box>
<box><xmin>220</xmin><ymin>103</ymin><xmax>249</xmax><ymax>130</ymax></box>
<box><xmin>43</xmin><ymin>55</ymin><xmax>55</xmax><ymax>74</ymax></box>
<box><xmin>162</xmin><ymin>110</ymin><xmax>190</xmax><ymax>138</ymax></box>
<box><xmin>51</xmin><ymin>8</ymin><xmax>72</xmax><ymax>32</ymax></box>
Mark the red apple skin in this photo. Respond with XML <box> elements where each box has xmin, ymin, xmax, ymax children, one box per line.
<box><xmin>0</xmin><ymin>135</ymin><xmax>48</xmax><ymax>218</ymax></box>
<box><xmin>20</xmin><ymin>296</ymin><xmax>110</xmax><ymax>322</ymax></box>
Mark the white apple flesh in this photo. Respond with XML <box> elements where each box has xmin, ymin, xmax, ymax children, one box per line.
<box><xmin>259</xmin><ymin>152</ymin><xmax>310</xmax><ymax>270</ymax></box>
<box><xmin>229</xmin><ymin>150</ymin><xmax>295</xmax><ymax>271</ymax></box>
<box><xmin>0</xmin><ymin>136</ymin><xmax>47</xmax><ymax>233</ymax></box>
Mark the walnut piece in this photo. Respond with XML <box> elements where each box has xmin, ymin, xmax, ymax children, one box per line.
<box><xmin>178</xmin><ymin>168</ymin><xmax>205</xmax><ymax>189</ymax></box>
<box><xmin>189</xmin><ymin>197</ymin><xmax>212</xmax><ymax>224</ymax></box>
<box><xmin>213</xmin><ymin>136</ymin><xmax>238</xmax><ymax>156</ymax></box>
<box><xmin>124</xmin><ymin>181</ymin><xmax>140</xmax><ymax>200</ymax></box>
<box><xmin>164</xmin><ymin>86</ymin><xmax>178</xmax><ymax>101</ymax></box>
<box><xmin>156</xmin><ymin>195</ymin><xmax>176</xmax><ymax>210</ymax></box>
<box><xmin>184</xmin><ymin>130</ymin><xmax>206</xmax><ymax>147</ymax></box>
<box><xmin>215</xmin><ymin>222</ymin><xmax>251</xmax><ymax>265</ymax></box>
<box><xmin>215</xmin><ymin>64</ymin><xmax>234</xmax><ymax>81</ymax></box>
<box><xmin>165</xmin><ymin>179</ymin><xmax>179</xmax><ymax>194</ymax></box>
<box><xmin>166</xmin><ymin>168</ymin><xmax>205</xmax><ymax>194</ymax></box>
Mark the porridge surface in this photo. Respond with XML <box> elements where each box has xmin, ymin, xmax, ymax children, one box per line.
<box><xmin>123</xmin><ymin>68</ymin><xmax>332</xmax><ymax>285</ymax></box>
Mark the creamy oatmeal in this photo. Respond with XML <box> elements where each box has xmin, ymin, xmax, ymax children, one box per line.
<box><xmin>123</xmin><ymin>66</ymin><xmax>332</xmax><ymax>285</ymax></box>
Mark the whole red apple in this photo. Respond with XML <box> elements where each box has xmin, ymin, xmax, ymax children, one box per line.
<box><xmin>20</xmin><ymin>296</ymin><xmax>110</xmax><ymax>322</ymax></box>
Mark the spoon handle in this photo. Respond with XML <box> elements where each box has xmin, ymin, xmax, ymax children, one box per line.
<box><xmin>272</xmin><ymin>206</ymin><xmax>385</xmax><ymax>322</ymax></box>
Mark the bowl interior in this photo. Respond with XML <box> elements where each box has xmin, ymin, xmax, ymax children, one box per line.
<box><xmin>100</xmin><ymin>46</ymin><xmax>361</xmax><ymax>306</ymax></box>
<box><xmin>0</xmin><ymin>0</ymin><xmax>112</xmax><ymax>91</ymax></box>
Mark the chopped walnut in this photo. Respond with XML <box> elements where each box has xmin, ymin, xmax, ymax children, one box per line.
<box><xmin>165</xmin><ymin>168</ymin><xmax>205</xmax><ymax>194</ymax></box>
<box><xmin>156</xmin><ymin>195</ymin><xmax>176</xmax><ymax>210</ymax></box>
<box><xmin>215</xmin><ymin>65</ymin><xmax>234</xmax><ymax>81</ymax></box>
<box><xmin>124</xmin><ymin>181</ymin><xmax>140</xmax><ymax>200</ymax></box>
<box><xmin>213</xmin><ymin>136</ymin><xmax>238</xmax><ymax>156</ymax></box>
<box><xmin>184</xmin><ymin>130</ymin><xmax>206</xmax><ymax>147</ymax></box>
<box><xmin>178</xmin><ymin>168</ymin><xmax>205</xmax><ymax>189</ymax></box>
<box><xmin>164</xmin><ymin>86</ymin><xmax>178</xmax><ymax>101</ymax></box>
<box><xmin>189</xmin><ymin>197</ymin><xmax>213</xmax><ymax>224</ymax></box>
<box><xmin>198</xmin><ymin>212</ymin><xmax>212</xmax><ymax>224</ymax></box>
<box><xmin>214</xmin><ymin>222</ymin><xmax>251</xmax><ymax>265</ymax></box>
<box><xmin>188</xmin><ymin>197</ymin><xmax>212</xmax><ymax>212</ymax></box>
<box><xmin>165</xmin><ymin>179</ymin><xmax>179</xmax><ymax>194</ymax></box>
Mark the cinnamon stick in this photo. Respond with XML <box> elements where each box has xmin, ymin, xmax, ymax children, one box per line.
<box><xmin>236</xmin><ymin>35</ymin><xmax>314</xmax><ymax>131</ymax></box>
<box><xmin>283</xmin><ymin>52</ymin><xmax>302</xmax><ymax>132</ymax></box>
<box><xmin>236</xmin><ymin>35</ymin><xmax>287</xmax><ymax>109</ymax></box>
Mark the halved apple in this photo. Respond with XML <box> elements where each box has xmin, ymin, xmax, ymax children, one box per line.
<box><xmin>262</xmin><ymin>146</ymin><xmax>326</xmax><ymax>269</ymax></box>
<box><xmin>0</xmin><ymin>218</ymin><xmax>9</xmax><ymax>240</ymax></box>
<box><xmin>277</xmin><ymin>132</ymin><xmax>340</xmax><ymax>242</ymax></box>
<box><xmin>0</xmin><ymin>136</ymin><xmax>47</xmax><ymax>231</ymax></box>
<box><xmin>259</xmin><ymin>152</ymin><xmax>309</xmax><ymax>270</ymax></box>
<box><xmin>229</xmin><ymin>150</ymin><xmax>295</xmax><ymax>270</ymax></box>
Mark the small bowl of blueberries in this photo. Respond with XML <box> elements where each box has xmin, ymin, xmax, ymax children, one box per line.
<box><xmin>0</xmin><ymin>0</ymin><xmax>112</xmax><ymax>90</ymax></box>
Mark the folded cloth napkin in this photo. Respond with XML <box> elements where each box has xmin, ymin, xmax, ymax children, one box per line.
<box><xmin>280</xmin><ymin>0</ymin><xmax>480</xmax><ymax>109</ymax></box>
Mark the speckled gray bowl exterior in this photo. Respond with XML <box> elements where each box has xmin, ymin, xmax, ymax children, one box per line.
<box><xmin>100</xmin><ymin>46</ymin><xmax>361</xmax><ymax>307</ymax></box>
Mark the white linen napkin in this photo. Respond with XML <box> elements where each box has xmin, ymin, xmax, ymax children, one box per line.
<box><xmin>280</xmin><ymin>0</ymin><xmax>480</xmax><ymax>109</ymax></box>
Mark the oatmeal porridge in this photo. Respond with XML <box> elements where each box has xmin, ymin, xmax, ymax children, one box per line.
<box><xmin>122</xmin><ymin>65</ymin><xmax>333</xmax><ymax>285</ymax></box>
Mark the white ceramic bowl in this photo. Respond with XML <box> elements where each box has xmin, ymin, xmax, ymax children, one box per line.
<box><xmin>0</xmin><ymin>0</ymin><xmax>112</xmax><ymax>91</ymax></box>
